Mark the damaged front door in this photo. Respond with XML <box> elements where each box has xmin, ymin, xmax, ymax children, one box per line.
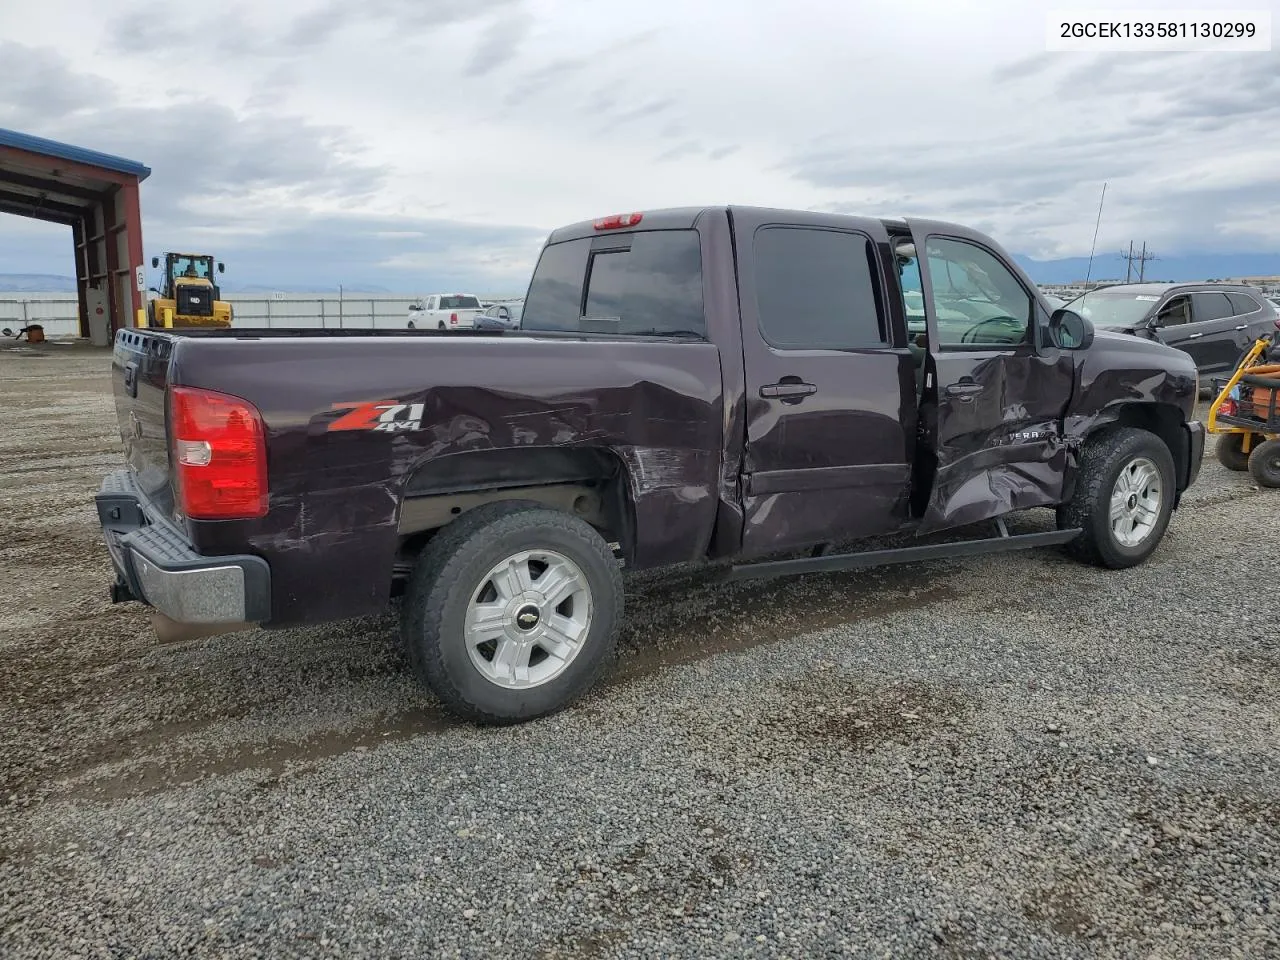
<box><xmin>908</xmin><ymin>227</ymin><xmax>1075</xmax><ymax>533</ymax></box>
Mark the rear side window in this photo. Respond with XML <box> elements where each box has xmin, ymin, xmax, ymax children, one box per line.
<box><xmin>754</xmin><ymin>227</ymin><xmax>886</xmax><ymax>350</ymax></box>
<box><xmin>523</xmin><ymin>231</ymin><xmax>704</xmax><ymax>336</ymax></box>
<box><xmin>1228</xmin><ymin>292</ymin><xmax>1260</xmax><ymax>316</ymax></box>
<box><xmin>439</xmin><ymin>296</ymin><xmax>480</xmax><ymax>310</ymax></box>
<box><xmin>1192</xmin><ymin>291</ymin><xmax>1233</xmax><ymax>322</ymax></box>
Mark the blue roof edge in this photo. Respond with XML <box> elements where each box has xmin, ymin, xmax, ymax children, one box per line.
<box><xmin>0</xmin><ymin>127</ymin><xmax>151</xmax><ymax>181</ymax></box>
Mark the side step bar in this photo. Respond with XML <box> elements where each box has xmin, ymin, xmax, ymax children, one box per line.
<box><xmin>718</xmin><ymin>525</ymin><xmax>1082</xmax><ymax>584</ymax></box>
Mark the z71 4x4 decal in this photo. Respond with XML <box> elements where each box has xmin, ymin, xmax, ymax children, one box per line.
<box><xmin>328</xmin><ymin>401</ymin><xmax>425</xmax><ymax>433</ymax></box>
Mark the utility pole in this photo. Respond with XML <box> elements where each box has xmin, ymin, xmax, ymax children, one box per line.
<box><xmin>1120</xmin><ymin>242</ymin><xmax>1158</xmax><ymax>282</ymax></box>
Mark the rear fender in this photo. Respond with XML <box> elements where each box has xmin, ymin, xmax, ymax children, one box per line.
<box><xmin>399</xmin><ymin>445</ymin><xmax>636</xmax><ymax>558</ymax></box>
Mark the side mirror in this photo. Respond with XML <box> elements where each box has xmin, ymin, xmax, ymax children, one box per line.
<box><xmin>151</xmin><ymin>256</ymin><xmax>159</xmax><ymax>268</ymax></box>
<box><xmin>1049</xmin><ymin>308</ymin><xmax>1094</xmax><ymax>350</ymax></box>
<box><xmin>217</xmin><ymin>262</ymin><xmax>225</xmax><ymax>273</ymax></box>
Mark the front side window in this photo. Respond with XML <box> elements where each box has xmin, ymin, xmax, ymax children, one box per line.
<box><xmin>754</xmin><ymin>226</ymin><xmax>887</xmax><ymax>350</ymax></box>
<box><xmin>1157</xmin><ymin>296</ymin><xmax>1191</xmax><ymax>326</ymax></box>
<box><xmin>923</xmin><ymin>237</ymin><xmax>1032</xmax><ymax>348</ymax></box>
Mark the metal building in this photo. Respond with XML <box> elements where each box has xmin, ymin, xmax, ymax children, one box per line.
<box><xmin>0</xmin><ymin>127</ymin><xmax>150</xmax><ymax>343</ymax></box>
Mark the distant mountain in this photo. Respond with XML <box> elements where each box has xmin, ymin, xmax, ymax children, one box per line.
<box><xmin>0</xmin><ymin>275</ymin><xmax>394</xmax><ymax>295</ymax></box>
<box><xmin>5</xmin><ymin>251</ymin><xmax>1280</xmax><ymax>298</ymax></box>
<box><xmin>1015</xmin><ymin>253</ymin><xmax>1280</xmax><ymax>285</ymax></box>
<box><xmin>0</xmin><ymin>274</ymin><xmax>78</xmax><ymax>292</ymax></box>
<box><xmin>226</xmin><ymin>283</ymin><xmax>395</xmax><ymax>294</ymax></box>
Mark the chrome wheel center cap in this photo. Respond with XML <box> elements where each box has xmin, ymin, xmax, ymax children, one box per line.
<box><xmin>515</xmin><ymin>604</ymin><xmax>541</xmax><ymax>631</ymax></box>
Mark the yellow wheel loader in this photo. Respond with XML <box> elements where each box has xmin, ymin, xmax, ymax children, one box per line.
<box><xmin>145</xmin><ymin>252</ymin><xmax>233</xmax><ymax>328</ymax></box>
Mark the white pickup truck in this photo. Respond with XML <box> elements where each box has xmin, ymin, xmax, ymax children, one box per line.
<box><xmin>401</xmin><ymin>294</ymin><xmax>484</xmax><ymax>330</ymax></box>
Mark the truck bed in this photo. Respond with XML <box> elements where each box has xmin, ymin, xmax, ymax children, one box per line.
<box><xmin>109</xmin><ymin>326</ymin><xmax>729</xmax><ymax>626</ymax></box>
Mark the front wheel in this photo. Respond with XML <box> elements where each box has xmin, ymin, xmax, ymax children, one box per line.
<box><xmin>1057</xmin><ymin>427</ymin><xmax>1176</xmax><ymax>569</ymax></box>
<box><xmin>1248</xmin><ymin>438</ymin><xmax>1280</xmax><ymax>488</ymax></box>
<box><xmin>400</xmin><ymin>502</ymin><xmax>623</xmax><ymax>724</ymax></box>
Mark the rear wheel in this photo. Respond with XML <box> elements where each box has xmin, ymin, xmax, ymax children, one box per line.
<box><xmin>437</xmin><ymin>321</ymin><xmax>446</xmax><ymax>330</ymax></box>
<box><xmin>1057</xmin><ymin>427</ymin><xmax>1176</xmax><ymax>569</ymax></box>
<box><xmin>1248</xmin><ymin>438</ymin><xmax>1280</xmax><ymax>488</ymax></box>
<box><xmin>1215</xmin><ymin>432</ymin><xmax>1261</xmax><ymax>472</ymax></box>
<box><xmin>400</xmin><ymin>502</ymin><xmax>623</xmax><ymax>724</ymax></box>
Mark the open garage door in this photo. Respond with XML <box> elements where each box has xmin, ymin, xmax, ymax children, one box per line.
<box><xmin>0</xmin><ymin>127</ymin><xmax>150</xmax><ymax>343</ymax></box>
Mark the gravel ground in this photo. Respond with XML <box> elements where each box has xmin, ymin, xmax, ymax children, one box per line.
<box><xmin>1</xmin><ymin>339</ymin><xmax>1277</xmax><ymax>959</ymax></box>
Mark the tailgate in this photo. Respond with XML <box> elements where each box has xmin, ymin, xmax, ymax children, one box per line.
<box><xmin>112</xmin><ymin>329</ymin><xmax>176</xmax><ymax>515</ymax></box>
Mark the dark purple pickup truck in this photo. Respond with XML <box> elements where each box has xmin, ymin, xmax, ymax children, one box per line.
<box><xmin>97</xmin><ymin>206</ymin><xmax>1205</xmax><ymax>722</ymax></box>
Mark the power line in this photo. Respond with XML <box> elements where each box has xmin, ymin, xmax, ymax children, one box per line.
<box><xmin>1120</xmin><ymin>241</ymin><xmax>1158</xmax><ymax>282</ymax></box>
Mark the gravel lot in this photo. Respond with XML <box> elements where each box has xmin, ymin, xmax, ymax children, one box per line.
<box><xmin>1</xmin><ymin>339</ymin><xmax>1277</xmax><ymax>959</ymax></box>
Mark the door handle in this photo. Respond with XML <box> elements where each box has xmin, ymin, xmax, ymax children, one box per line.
<box><xmin>1187</xmin><ymin>332</ymin><xmax>1203</xmax><ymax>339</ymax></box>
<box><xmin>1234</xmin><ymin>324</ymin><xmax>1248</xmax><ymax>331</ymax></box>
<box><xmin>759</xmin><ymin>380</ymin><xmax>817</xmax><ymax>403</ymax></box>
<box><xmin>944</xmin><ymin>381</ymin><xmax>985</xmax><ymax>400</ymax></box>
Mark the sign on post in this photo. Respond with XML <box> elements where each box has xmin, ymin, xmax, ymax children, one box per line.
<box><xmin>135</xmin><ymin>266</ymin><xmax>146</xmax><ymax>292</ymax></box>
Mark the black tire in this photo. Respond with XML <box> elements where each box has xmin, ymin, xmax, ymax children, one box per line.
<box><xmin>406</xmin><ymin>320</ymin><xmax>415</xmax><ymax>330</ymax></box>
<box><xmin>1248</xmin><ymin>437</ymin><xmax>1280</xmax><ymax>488</ymax></box>
<box><xmin>1215</xmin><ymin>432</ymin><xmax>1260</xmax><ymax>472</ymax></box>
<box><xmin>437</xmin><ymin>321</ymin><xmax>446</xmax><ymax>331</ymax></box>
<box><xmin>1057</xmin><ymin>427</ymin><xmax>1176</xmax><ymax>569</ymax></box>
<box><xmin>400</xmin><ymin>501</ymin><xmax>623</xmax><ymax>724</ymax></box>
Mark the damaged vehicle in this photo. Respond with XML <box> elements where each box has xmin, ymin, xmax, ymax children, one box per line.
<box><xmin>96</xmin><ymin>206</ymin><xmax>1205</xmax><ymax>723</ymax></box>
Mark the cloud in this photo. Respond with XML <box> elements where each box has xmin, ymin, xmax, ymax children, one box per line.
<box><xmin>464</xmin><ymin>7</ymin><xmax>536</xmax><ymax>77</ymax></box>
<box><xmin>282</xmin><ymin>0</ymin><xmax>524</xmax><ymax>49</ymax></box>
<box><xmin>16</xmin><ymin>97</ymin><xmax>390</xmax><ymax>228</ymax></box>
<box><xmin>780</xmin><ymin>46</ymin><xmax>1280</xmax><ymax>258</ymax></box>
<box><xmin>654</xmin><ymin>140</ymin><xmax>703</xmax><ymax>164</ymax></box>
<box><xmin>499</xmin><ymin>28</ymin><xmax>663</xmax><ymax>110</ymax></box>
<box><xmin>4</xmin><ymin>0</ymin><xmax>1280</xmax><ymax>294</ymax></box>
<box><xmin>0</xmin><ymin>43</ymin><xmax>113</xmax><ymax>127</ymax></box>
<box><xmin>0</xmin><ymin>38</ymin><xmax>545</xmax><ymax>292</ymax></box>
<box><xmin>208</xmin><ymin>212</ymin><xmax>547</xmax><ymax>291</ymax></box>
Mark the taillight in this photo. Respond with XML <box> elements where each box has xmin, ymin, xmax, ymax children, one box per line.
<box><xmin>450</xmin><ymin>313</ymin><xmax>458</xmax><ymax>324</ymax></box>
<box><xmin>169</xmin><ymin>385</ymin><xmax>268</xmax><ymax>520</ymax></box>
<box><xmin>593</xmin><ymin>212</ymin><xmax>643</xmax><ymax>230</ymax></box>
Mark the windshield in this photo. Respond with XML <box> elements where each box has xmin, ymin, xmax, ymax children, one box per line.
<box><xmin>1066</xmin><ymin>290</ymin><xmax>1159</xmax><ymax>328</ymax></box>
<box><xmin>169</xmin><ymin>255</ymin><xmax>212</xmax><ymax>280</ymax></box>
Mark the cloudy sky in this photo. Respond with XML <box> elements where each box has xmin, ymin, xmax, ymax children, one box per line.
<box><xmin>1</xmin><ymin>0</ymin><xmax>1277</xmax><ymax>292</ymax></box>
